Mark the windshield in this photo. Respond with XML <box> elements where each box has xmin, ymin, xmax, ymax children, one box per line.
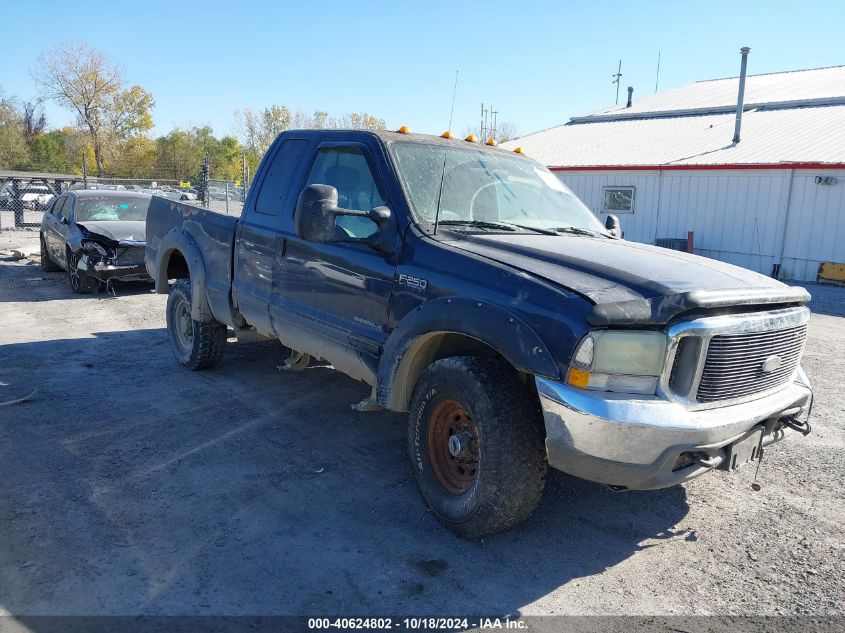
<box><xmin>390</xmin><ymin>141</ymin><xmax>606</xmax><ymax>234</ymax></box>
<box><xmin>76</xmin><ymin>196</ymin><xmax>151</xmax><ymax>222</ymax></box>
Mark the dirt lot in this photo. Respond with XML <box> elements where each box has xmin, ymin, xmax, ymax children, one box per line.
<box><xmin>1</xmin><ymin>228</ymin><xmax>843</xmax><ymax>617</ymax></box>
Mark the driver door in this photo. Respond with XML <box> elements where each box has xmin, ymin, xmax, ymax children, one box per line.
<box><xmin>274</xmin><ymin>143</ymin><xmax>397</xmax><ymax>382</ymax></box>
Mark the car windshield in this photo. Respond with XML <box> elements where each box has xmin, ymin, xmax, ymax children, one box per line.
<box><xmin>390</xmin><ymin>141</ymin><xmax>606</xmax><ymax>234</ymax></box>
<box><xmin>76</xmin><ymin>196</ymin><xmax>151</xmax><ymax>222</ymax></box>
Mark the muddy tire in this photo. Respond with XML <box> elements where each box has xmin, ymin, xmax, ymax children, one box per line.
<box><xmin>166</xmin><ymin>278</ymin><xmax>227</xmax><ymax>370</ymax></box>
<box><xmin>67</xmin><ymin>249</ymin><xmax>97</xmax><ymax>294</ymax></box>
<box><xmin>40</xmin><ymin>235</ymin><xmax>60</xmax><ymax>272</ymax></box>
<box><xmin>408</xmin><ymin>356</ymin><xmax>548</xmax><ymax>538</ymax></box>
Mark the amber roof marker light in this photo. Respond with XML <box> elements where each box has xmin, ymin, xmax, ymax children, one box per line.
<box><xmin>513</xmin><ymin>147</ymin><xmax>525</xmax><ymax>154</ymax></box>
<box><xmin>464</xmin><ymin>134</ymin><xmax>477</xmax><ymax>143</ymax></box>
<box><xmin>441</xmin><ymin>131</ymin><xmax>454</xmax><ymax>139</ymax></box>
<box><xmin>486</xmin><ymin>137</ymin><xmax>497</xmax><ymax>146</ymax></box>
<box><xmin>397</xmin><ymin>125</ymin><xmax>410</xmax><ymax>134</ymax></box>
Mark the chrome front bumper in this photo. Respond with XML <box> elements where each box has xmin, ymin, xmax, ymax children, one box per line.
<box><xmin>536</xmin><ymin>368</ymin><xmax>812</xmax><ymax>490</ymax></box>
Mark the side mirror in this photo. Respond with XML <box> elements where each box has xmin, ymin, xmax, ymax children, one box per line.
<box><xmin>605</xmin><ymin>214</ymin><xmax>621</xmax><ymax>238</ymax></box>
<box><xmin>294</xmin><ymin>184</ymin><xmax>393</xmax><ymax>251</ymax></box>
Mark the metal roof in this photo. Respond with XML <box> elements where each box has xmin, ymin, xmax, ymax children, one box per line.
<box><xmin>577</xmin><ymin>65</ymin><xmax>845</xmax><ymax>121</ymax></box>
<box><xmin>503</xmin><ymin>66</ymin><xmax>845</xmax><ymax>168</ymax></box>
<box><xmin>503</xmin><ymin>105</ymin><xmax>845</xmax><ymax>168</ymax></box>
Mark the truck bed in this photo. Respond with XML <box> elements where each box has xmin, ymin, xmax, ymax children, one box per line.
<box><xmin>145</xmin><ymin>196</ymin><xmax>239</xmax><ymax>326</ymax></box>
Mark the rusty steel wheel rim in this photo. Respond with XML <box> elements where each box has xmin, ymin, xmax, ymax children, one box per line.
<box><xmin>427</xmin><ymin>399</ymin><xmax>480</xmax><ymax>496</ymax></box>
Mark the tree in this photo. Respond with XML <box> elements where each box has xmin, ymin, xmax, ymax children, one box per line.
<box><xmin>22</xmin><ymin>99</ymin><xmax>47</xmax><ymax>146</ymax></box>
<box><xmin>0</xmin><ymin>92</ymin><xmax>29</xmax><ymax>169</ymax></box>
<box><xmin>34</xmin><ymin>41</ymin><xmax>155</xmax><ymax>176</ymax></box>
<box><xmin>233</xmin><ymin>105</ymin><xmax>387</xmax><ymax>170</ymax></box>
<box><xmin>30</xmin><ymin>130</ymin><xmax>76</xmax><ymax>173</ymax></box>
<box><xmin>462</xmin><ymin>120</ymin><xmax>518</xmax><ymax>143</ymax></box>
<box><xmin>233</xmin><ymin>105</ymin><xmax>293</xmax><ymax>159</ymax></box>
<box><xmin>338</xmin><ymin>112</ymin><xmax>386</xmax><ymax>131</ymax></box>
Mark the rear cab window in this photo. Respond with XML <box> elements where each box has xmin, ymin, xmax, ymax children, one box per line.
<box><xmin>252</xmin><ymin>138</ymin><xmax>311</xmax><ymax>229</ymax></box>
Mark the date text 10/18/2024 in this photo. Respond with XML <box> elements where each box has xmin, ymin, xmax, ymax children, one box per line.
<box><xmin>308</xmin><ymin>617</ymin><xmax>528</xmax><ymax>630</ymax></box>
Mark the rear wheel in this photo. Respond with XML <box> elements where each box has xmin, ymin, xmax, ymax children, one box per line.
<box><xmin>166</xmin><ymin>278</ymin><xmax>227</xmax><ymax>370</ymax></box>
<box><xmin>408</xmin><ymin>356</ymin><xmax>548</xmax><ymax>538</ymax></box>
<box><xmin>40</xmin><ymin>235</ymin><xmax>60</xmax><ymax>272</ymax></box>
<box><xmin>67</xmin><ymin>249</ymin><xmax>97</xmax><ymax>293</ymax></box>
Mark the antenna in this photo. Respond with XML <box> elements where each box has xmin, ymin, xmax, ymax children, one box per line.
<box><xmin>447</xmin><ymin>69</ymin><xmax>458</xmax><ymax>130</ymax></box>
<box><xmin>655</xmin><ymin>51</ymin><xmax>661</xmax><ymax>93</ymax></box>
<box><xmin>612</xmin><ymin>60</ymin><xmax>623</xmax><ymax>104</ymax></box>
<box><xmin>433</xmin><ymin>70</ymin><xmax>459</xmax><ymax>236</ymax></box>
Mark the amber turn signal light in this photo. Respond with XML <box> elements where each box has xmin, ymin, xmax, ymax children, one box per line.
<box><xmin>566</xmin><ymin>367</ymin><xmax>590</xmax><ymax>389</ymax></box>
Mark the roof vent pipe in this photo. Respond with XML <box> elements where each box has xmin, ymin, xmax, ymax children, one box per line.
<box><xmin>626</xmin><ymin>86</ymin><xmax>634</xmax><ymax>108</ymax></box>
<box><xmin>732</xmin><ymin>47</ymin><xmax>751</xmax><ymax>143</ymax></box>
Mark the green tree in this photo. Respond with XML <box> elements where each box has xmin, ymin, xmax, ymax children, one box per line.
<box><xmin>30</xmin><ymin>130</ymin><xmax>76</xmax><ymax>172</ymax></box>
<box><xmin>34</xmin><ymin>41</ymin><xmax>155</xmax><ymax>176</ymax></box>
<box><xmin>0</xmin><ymin>93</ymin><xmax>29</xmax><ymax>169</ymax></box>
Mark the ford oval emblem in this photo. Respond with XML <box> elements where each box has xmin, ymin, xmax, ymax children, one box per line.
<box><xmin>762</xmin><ymin>355</ymin><xmax>783</xmax><ymax>373</ymax></box>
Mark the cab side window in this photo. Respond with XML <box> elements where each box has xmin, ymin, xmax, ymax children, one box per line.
<box><xmin>254</xmin><ymin>138</ymin><xmax>310</xmax><ymax>225</ymax></box>
<box><xmin>305</xmin><ymin>147</ymin><xmax>385</xmax><ymax>238</ymax></box>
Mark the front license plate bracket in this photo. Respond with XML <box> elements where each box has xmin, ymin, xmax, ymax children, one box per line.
<box><xmin>724</xmin><ymin>426</ymin><xmax>764</xmax><ymax>471</ymax></box>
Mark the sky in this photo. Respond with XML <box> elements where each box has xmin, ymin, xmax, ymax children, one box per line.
<box><xmin>3</xmin><ymin>0</ymin><xmax>844</xmax><ymax>141</ymax></box>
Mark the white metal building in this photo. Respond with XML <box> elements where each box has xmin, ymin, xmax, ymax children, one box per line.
<box><xmin>503</xmin><ymin>65</ymin><xmax>845</xmax><ymax>282</ymax></box>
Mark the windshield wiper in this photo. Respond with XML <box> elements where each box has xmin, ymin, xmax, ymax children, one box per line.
<box><xmin>552</xmin><ymin>226</ymin><xmax>607</xmax><ymax>237</ymax></box>
<box><xmin>438</xmin><ymin>220</ymin><xmax>557</xmax><ymax>235</ymax></box>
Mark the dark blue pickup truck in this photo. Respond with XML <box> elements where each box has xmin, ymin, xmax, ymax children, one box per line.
<box><xmin>146</xmin><ymin>129</ymin><xmax>813</xmax><ymax>536</ymax></box>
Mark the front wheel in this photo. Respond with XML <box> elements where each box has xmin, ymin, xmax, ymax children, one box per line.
<box><xmin>166</xmin><ymin>278</ymin><xmax>227</xmax><ymax>370</ymax></box>
<box><xmin>408</xmin><ymin>357</ymin><xmax>548</xmax><ymax>538</ymax></box>
<box><xmin>67</xmin><ymin>250</ymin><xmax>98</xmax><ymax>293</ymax></box>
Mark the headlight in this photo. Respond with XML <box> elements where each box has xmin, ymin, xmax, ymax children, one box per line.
<box><xmin>567</xmin><ymin>330</ymin><xmax>667</xmax><ymax>395</ymax></box>
<box><xmin>82</xmin><ymin>240</ymin><xmax>111</xmax><ymax>257</ymax></box>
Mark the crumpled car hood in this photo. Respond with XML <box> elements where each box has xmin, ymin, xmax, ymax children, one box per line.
<box><xmin>76</xmin><ymin>221</ymin><xmax>146</xmax><ymax>243</ymax></box>
<box><xmin>444</xmin><ymin>233</ymin><xmax>809</xmax><ymax>325</ymax></box>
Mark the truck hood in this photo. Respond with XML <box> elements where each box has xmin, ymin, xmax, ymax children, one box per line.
<box><xmin>446</xmin><ymin>234</ymin><xmax>810</xmax><ymax>326</ymax></box>
<box><xmin>76</xmin><ymin>221</ymin><xmax>146</xmax><ymax>244</ymax></box>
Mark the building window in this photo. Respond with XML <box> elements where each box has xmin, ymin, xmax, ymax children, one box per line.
<box><xmin>602</xmin><ymin>186</ymin><xmax>635</xmax><ymax>213</ymax></box>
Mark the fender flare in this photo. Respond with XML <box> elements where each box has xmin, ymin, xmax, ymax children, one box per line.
<box><xmin>376</xmin><ymin>297</ymin><xmax>560</xmax><ymax>411</ymax></box>
<box><xmin>154</xmin><ymin>227</ymin><xmax>213</xmax><ymax>322</ymax></box>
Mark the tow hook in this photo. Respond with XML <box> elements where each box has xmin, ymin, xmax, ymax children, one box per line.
<box><xmin>690</xmin><ymin>452</ymin><xmax>720</xmax><ymax>469</ymax></box>
<box><xmin>782</xmin><ymin>416</ymin><xmax>812</xmax><ymax>436</ymax></box>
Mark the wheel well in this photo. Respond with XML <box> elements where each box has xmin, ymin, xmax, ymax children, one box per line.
<box><xmin>390</xmin><ymin>332</ymin><xmax>532</xmax><ymax>411</ymax></box>
<box><xmin>165</xmin><ymin>250</ymin><xmax>190</xmax><ymax>280</ymax></box>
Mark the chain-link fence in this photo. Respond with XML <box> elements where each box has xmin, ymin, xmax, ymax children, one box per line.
<box><xmin>205</xmin><ymin>179</ymin><xmax>245</xmax><ymax>217</ymax></box>
<box><xmin>1</xmin><ymin>170</ymin><xmax>247</xmax><ymax>229</ymax></box>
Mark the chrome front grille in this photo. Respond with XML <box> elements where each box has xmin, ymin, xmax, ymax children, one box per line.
<box><xmin>696</xmin><ymin>324</ymin><xmax>807</xmax><ymax>402</ymax></box>
<box><xmin>662</xmin><ymin>307</ymin><xmax>810</xmax><ymax>407</ymax></box>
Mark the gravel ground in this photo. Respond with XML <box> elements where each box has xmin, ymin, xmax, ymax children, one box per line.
<box><xmin>0</xmin><ymin>228</ymin><xmax>843</xmax><ymax>618</ymax></box>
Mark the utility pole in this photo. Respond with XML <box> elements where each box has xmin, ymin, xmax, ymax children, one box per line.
<box><xmin>612</xmin><ymin>60</ymin><xmax>623</xmax><ymax>104</ymax></box>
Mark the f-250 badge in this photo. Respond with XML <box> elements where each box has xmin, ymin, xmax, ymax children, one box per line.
<box><xmin>398</xmin><ymin>273</ymin><xmax>428</xmax><ymax>293</ymax></box>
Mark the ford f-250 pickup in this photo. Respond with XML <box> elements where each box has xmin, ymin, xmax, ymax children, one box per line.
<box><xmin>145</xmin><ymin>128</ymin><xmax>813</xmax><ymax>537</ymax></box>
